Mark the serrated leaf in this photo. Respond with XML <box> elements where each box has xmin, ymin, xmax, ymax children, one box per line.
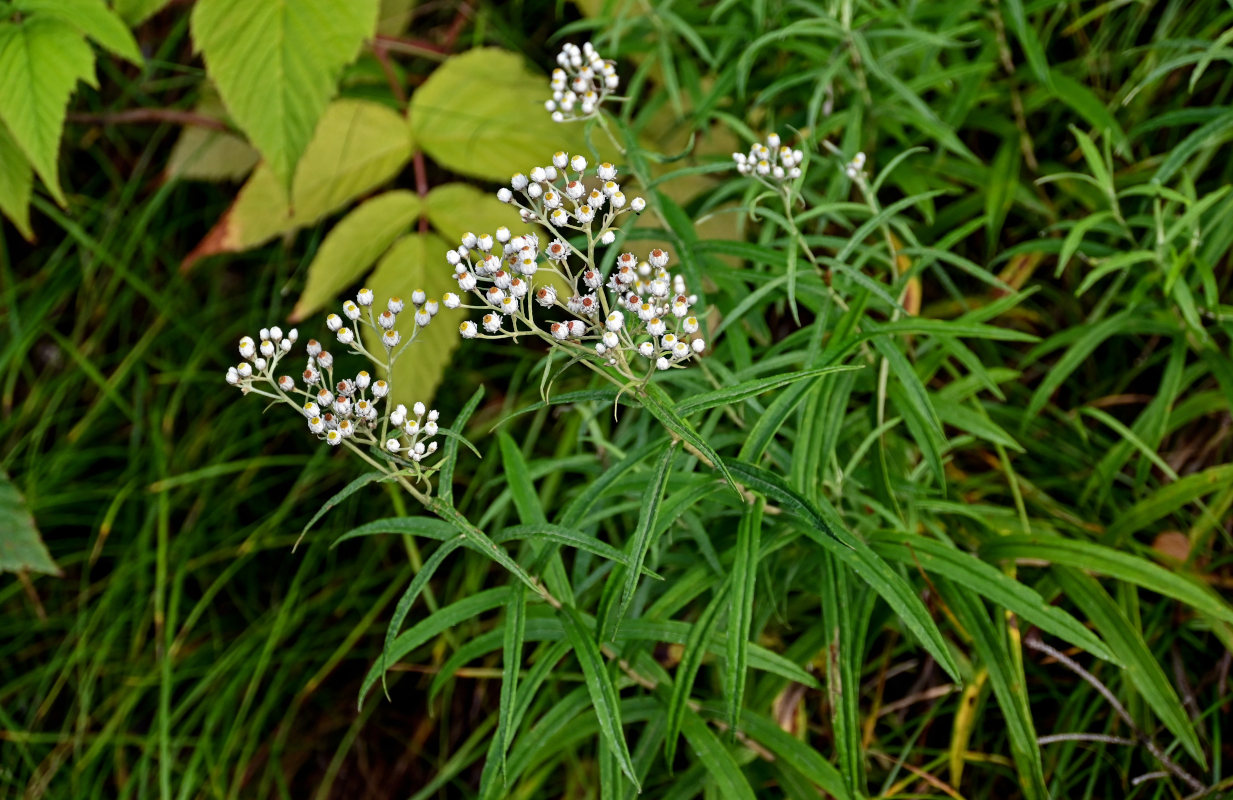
<box><xmin>291</xmin><ymin>191</ymin><xmax>422</xmax><ymax>321</ymax></box>
<box><xmin>410</xmin><ymin>48</ymin><xmax>586</xmax><ymax>182</ymax></box>
<box><xmin>113</xmin><ymin>0</ymin><xmax>171</xmax><ymax>25</ymax></box>
<box><xmin>190</xmin><ymin>0</ymin><xmax>379</xmax><ymax>187</ymax></box>
<box><xmin>0</xmin><ymin>17</ymin><xmax>96</xmax><ymax>205</ymax></box>
<box><xmin>361</xmin><ymin>232</ymin><xmax>463</xmax><ymax>409</ymax></box>
<box><xmin>0</xmin><ymin>469</ymin><xmax>60</xmax><ymax>576</ymax></box>
<box><xmin>425</xmin><ymin>182</ymin><xmax>535</xmax><ymax>244</ymax></box>
<box><xmin>184</xmin><ymin>99</ymin><xmax>413</xmax><ymax>267</ymax></box>
<box><xmin>14</xmin><ymin>0</ymin><xmax>141</xmax><ymax>64</ymax></box>
<box><xmin>165</xmin><ymin>90</ymin><xmax>259</xmax><ymax>182</ymax></box>
<box><xmin>0</xmin><ymin>122</ymin><xmax>33</xmax><ymax>239</ymax></box>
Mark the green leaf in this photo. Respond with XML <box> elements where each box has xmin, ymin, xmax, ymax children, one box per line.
<box><xmin>183</xmin><ymin>99</ymin><xmax>414</xmax><ymax>265</ymax></box>
<box><xmin>0</xmin><ymin>17</ymin><xmax>96</xmax><ymax>205</ymax></box>
<box><xmin>618</xmin><ymin>444</ymin><xmax>676</xmax><ymax>626</ymax></box>
<box><xmin>640</xmin><ymin>382</ymin><xmax>738</xmax><ymax>493</ymax></box>
<box><xmin>724</xmin><ymin>459</ymin><xmax>962</xmax><ymax>681</ymax></box>
<box><xmin>1003</xmin><ymin>0</ymin><xmax>1051</xmax><ymax>89</ymax></box>
<box><xmin>497</xmin><ymin>584</ymin><xmax>527</xmax><ymax>778</ymax></box>
<box><xmin>1050</xmin><ymin>73</ymin><xmax>1126</xmax><ymax>150</ymax></box>
<box><xmin>1105</xmin><ymin>464</ymin><xmax>1233</xmax><ymax>544</ymax></box>
<box><xmin>940</xmin><ymin>580</ymin><xmax>1047</xmax><ymax>800</ymax></box>
<box><xmin>980</xmin><ymin>536</ymin><xmax>1233</xmax><ymax>626</ymax></box>
<box><xmin>438</xmin><ymin>385</ymin><xmax>484</xmax><ymax>507</ymax></box>
<box><xmin>360</xmin><ymin>233</ymin><xmax>463</xmax><ymax>410</ymax></box>
<box><xmin>726</xmin><ymin>497</ymin><xmax>763</xmax><ymax>733</ymax></box>
<box><xmin>297</xmin><ymin>470</ymin><xmax>386</xmax><ymax>548</ymax></box>
<box><xmin>868</xmin><ymin>532</ymin><xmax>1113</xmax><ymax>661</ymax></box>
<box><xmin>679</xmin><ymin>710</ymin><xmax>757</xmax><ymax>800</ymax></box>
<box><xmin>409</xmin><ymin>48</ymin><xmax>586</xmax><ymax>182</ymax></box>
<box><xmin>735</xmin><ymin>710</ymin><xmax>851</xmax><ymax>800</ymax></box>
<box><xmin>558</xmin><ymin>605</ymin><xmax>640</xmax><ymax>789</ymax></box>
<box><xmin>492</xmin><ymin>524</ymin><xmax>657</xmax><ymax>575</ymax></box>
<box><xmin>113</xmin><ymin>0</ymin><xmax>171</xmax><ymax>25</ymax></box>
<box><xmin>190</xmin><ymin>0</ymin><xmax>379</xmax><ymax>187</ymax></box>
<box><xmin>329</xmin><ymin>516</ymin><xmax>458</xmax><ymax>548</ymax></box>
<box><xmin>382</xmin><ymin>537</ymin><xmax>464</xmax><ymax>694</ymax></box>
<box><xmin>14</xmin><ymin>0</ymin><xmax>141</xmax><ymax>64</ymax></box>
<box><xmin>291</xmin><ymin>191</ymin><xmax>422</xmax><ymax>321</ymax></box>
<box><xmin>0</xmin><ymin>122</ymin><xmax>33</xmax><ymax>239</ymax></box>
<box><xmin>359</xmin><ymin>588</ymin><xmax>509</xmax><ymax>707</ymax></box>
<box><xmin>1053</xmin><ymin>567</ymin><xmax>1206</xmax><ymax>766</ymax></box>
<box><xmin>0</xmin><ymin>469</ymin><xmax>59</xmax><ymax>576</ymax></box>
<box><xmin>165</xmin><ymin>90</ymin><xmax>260</xmax><ymax>182</ymax></box>
<box><xmin>665</xmin><ymin>583</ymin><xmax>727</xmax><ymax>766</ymax></box>
<box><xmin>985</xmin><ymin>137</ymin><xmax>1020</xmax><ymax>249</ymax></box>
<box><xmin>677</xmin><ymin>365</ymin><xmax>863</xmax><ymax>416</ymax></box>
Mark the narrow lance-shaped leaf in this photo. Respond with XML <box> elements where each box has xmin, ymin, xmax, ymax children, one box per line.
<box><xmin>618</xmin><ymin>444</ymin><xmax>677</xmax><ymax>626</ymax></box>
<box><xmin>382</xmin><ymin>537</ymin><xmax>464</xmax><ymax>695</ymax></box>
<box><xmin>558</xmin><ymin>605</ymin><xmax>640</xmax><ymax>789</ymax></box>
<box><xmin>726</xmin><ymin>496</ymin><xmax>763</xmax><ymax>734</ymax></box>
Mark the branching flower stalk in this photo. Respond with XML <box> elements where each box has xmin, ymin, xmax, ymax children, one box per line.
<box><xmin>447</xmin><ymin>152</ymin><xmax>707</xmax><ymax>395</ymax></box>
<box><xmin>226</xmin><ymin>293</ymin><xmax>448</xmax><ymax>503</ymax></box>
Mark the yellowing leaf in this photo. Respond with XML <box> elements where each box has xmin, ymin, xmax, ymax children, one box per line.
<box><xmin>362</xmin><ymin>233</ymin><xmax>464</xmax><ymax>409</ymax></box>
<box><xmin>425</xmin><ymin>182</ymin><xmax>534</xmax><ymax>244</ymax></box>
<box><xmin>14</xmin><ymin>0</ymin><xmax>142</xmax><ymax>64</ymax></box>
<box><xmin>0</xmin><ymin>122</ymin><xmax>34</xmax><ymax>240</ymax></box>
<box><xmin>291</xmin><ymin>190</ymin><xmax>423</xmax><ymax>322</ymax></box>
<box><xmin>166</xmin><ymin>92</ymin><xmax>259</xmax><ymax>182</ymax></box>
<box><xmin>410</xmin><ymin>48</ymin><xmax>587</xmax><ymax>182</ymax></box>
<box><xmin>190</xmin><ymin>0</ymin><xmax>379</xmax><ymax>188</ymax></box>
<box><xmin>183</xmin><ymin>99</ymin><xmax>413</xmax><ymax>269</ymax></box>
<box><xmin>0</xmin><ymin>17</ymin><xmax>96</xmax><ymax>205</ymax></box>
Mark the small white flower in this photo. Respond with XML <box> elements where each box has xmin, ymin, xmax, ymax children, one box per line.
<box><xmin>483</xmin><ymin>313</ymin><xmax>502</xmax><ymax>333</ymax></box>
<box><xmin>602</xmin><ymin>331</ymin><xmax>618</xmax><ymax>348</ymax></box>
<box><xmin>683</xmin><ymin>316</ymin><xmax>699</xmax><ymax>334</ymax></box>
<box><xmin>413</xmin><ymin>401</ymin><xmax>426</xmax><ymax>417</ymax></box>
<box><xmin>457</xmin><ymin>271</ymin><xmax>477</xmax><ymax>291</ymax></box>
<box><xmin>378</xmin><ymin>311</ymin><xmax>396</xmax><ymax>330</ymax></box>
<box><xmin>511</xmin><ymin>174</ymin><xmax>528</xmax><ymax>191</ymax></box>
<box><xmin>605</xmin><ymin>311</ymin><xmax>624</xmax><ymax>331</ymax></box>
<box><xmin>570</xmin><ymin>154</ymin><xmax>587</xmax><ymax>172</ymax></box>
<box><xmin>356</xmin><ymin>371</ymin><xmax>371</xmax><ymax>390</ymax></box>
<box><xmin>324</xmin><ymin>429</ymin><xmax>342</xmax><ymax>446</ymax></box>
<box><xmin>343</xmin><ymin>301</ymin><xmax>361</xmax><ymax>321</ymax></box>
<box><xmin>238</xmin><ymin>336</ymin><xmax>255</xmax><ymax>359</ymax></box>
<box><xmin>303</xmin><ymin>401</ymin><xmax>320</xmax><ymax>418</ymax></box>
<box><xmin>648</xmin><ymin>248</ymin><xmax>669</xmax><ymax>268</ymax></box>
<box><xmin>630</xmin><ymin>197</ymin><xmax>646</xmax><ymax>213</ymax></box>
<box><xmin>692</xmin><ymin>338</ymin><xmax>706</xmax><ymax>353</ymax></box>
<box><xmin>638</xmin><ymin>342</ymin><xmax>655</xmax><ymax>358</ymax></box>
<box><xmin>337</xmin><ymin>327</ymin><xmax>354</xmax><ymax>345</ymax></box>
<box><xmin>259</xmin><ymin>339</ymin><xmax>275</xmax><ymax>357</ymax></box>
<box><xmin>382</xmin><ymin>330</ymin><xmax>401</xmax><ymax>349</ymax></box>
<box><xmin>444</xmin><ymin>292</ymin><xmax>461</xmax><ymax>309</ymax></box>
<box><xmin>460</xmin><ymin>320</ymin><xmax>478</xmax><ymax>338</ymax></box>
<box><xmin>553</xmin><ymin>151</ymin><xmax>569</xmax><ymax>169</ymax></box>
<box><xmin>390</xmin><ymin>404</ymin><xmax>407</xmax><ymax>427</ymax></box>
<box><xmin>308</xmin><ymin>416</ymin><xmax>325</xmax><ymax>434</ymax></box>
<box><xmin>237</xmin><ymin>362</ymin><xmax>253</xmax><ymax>378</ymax></box>
<box><xmin>357</xmin><ymin>288</ymin><xmax>374</xmax><ymax>306</ymax></box>
<box><xmin>423</xmin><ymin>421</ymin><xmax>438</xmax><ymax>437</ymax></box>
<box><xmin>647</xmin><ymin>317</ymin><xmax>666</xmax><ymax>336</ymax></box>
<box><xmin>253</xmin><ymin>357</ymin><xmax>267</xmax><ymax>371</ymax></box>
<box><xmin>568</xmin><ymin>319</ymin><xmax>587</xmax><ymax>338</ymax></box>
<box><xmin>278</xmin><ymin>375</ymin><xmax>294</xmax><ymax>391</ymax></box>
<box><xmin>600</xmin><ymin>231</ymin><xmax>616</xmax><ymax>245</ymax></box>
<box><xmin>461</xmin><ymin>232</ymin><xmax>478</xmax><ymax>248</ymax></box>
<box><xmin>656</xmin><ymin>356</ymin><xmax>671</xmax><ymax>370</ymax></box>
<box><xmin>497</xmin><ymin>187</ymin><xmax>513</xmax><ymax>203</ymax></box>
<box><xmin>226</xmin><ymin>367</ymin><xmax>240</xmax><ymax>385</ymax></box>
<box><xmin>386</xmin><ymin>438</ymin><xmax>401</xmax><ymax>453</ymax></box>
<box><xmin>535</xmin><ymin>285</ymin><xmax>558</xmax><ymax>307</ymax></box>
<box><xmin>371</xmin><ymin>380</ymin><xmax>389</xmax><ymax>398</ymax></box>
<box><xmin>388</xmin><ymin>296</ymin><xmax>405</xmax><ymax>314</ymax></box>
<box><xmin>550</xmin><ymin>322</ymin><xmax>569</xmax><ymax>340</ymax></box>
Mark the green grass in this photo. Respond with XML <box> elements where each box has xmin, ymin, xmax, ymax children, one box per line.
<box><xmin>3</xmin><ymin>0</ymin><xmax>1233</xmax><ymax>798</ymax></box>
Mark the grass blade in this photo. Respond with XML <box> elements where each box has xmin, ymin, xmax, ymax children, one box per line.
<box><xmin>725</xmin><ymin>496</ymin><xmax>763</xmax><ymax>734</ymax></box>
<box><xmin>618</xmin><ymin>444</ymin><xmax>677</xmax><ymax>625</ymax></box>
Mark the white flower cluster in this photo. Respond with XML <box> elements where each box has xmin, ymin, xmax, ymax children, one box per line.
<box><xmin>323</xmin><ymin>287</ymin><xmax>440</xmax><ymax>356</ymax></box>
<box><xmin>545</xmin><ymin>42</ymin><xmax>619</xmax><ymax>122</ymax></box>
<box><xmin>844</xmin><ymin>151</ymin><xmax>867</xmax><ymax>180</ymax></box>
<box><xmin>733</xmin><ymin>133</ymin><xmax>804</xmax><ymax>183</ymax></box>
<box><xmin>224</xmin><ymin>292</ymin><xmax>444</xmax><ymax>466</ymax></box>
<box><xmin>448</xmin><ymin>153</ymin><xmax>705</xmax><ymax>373</ymax></box>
